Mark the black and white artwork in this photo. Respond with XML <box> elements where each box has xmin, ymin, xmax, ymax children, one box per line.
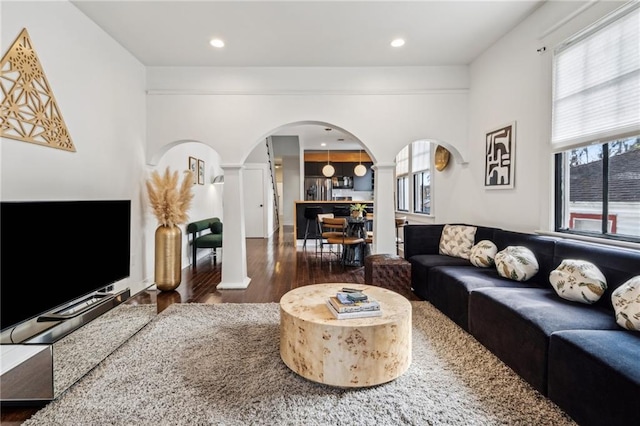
<box><xmin>188</xmin><ymin>156</ymin><xmax>198</xmax><ymax>184</ymax></box>
<box><xmin>485</xmin><ymin>122</ymin><xmax>515</xmax><ymax>189</ymax></box>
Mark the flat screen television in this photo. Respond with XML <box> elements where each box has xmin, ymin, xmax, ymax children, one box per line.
<box><xmin>0</xmin><ymin>200</ymin><xmax>131</xmax><ymax>333</ymax></box>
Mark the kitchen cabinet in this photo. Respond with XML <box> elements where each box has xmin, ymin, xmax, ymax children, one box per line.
<box><xmin>305</xmin><ymin>162</ymin><xmax>345</xmax><ymax>177</ymax></box>
<box><xmin>328</xmin><ymin>162</ymin><xmax>343</xmax><ymax>176</ymax></box>
<box><xmin>305</xmin><ymin>161</ymin><xmax>373</xmax><ymax>181</ymax></box>
<box><xmin>304</xmin><ymin>162</ymin><xmax>323</xmax><ymax>176</ymax></box>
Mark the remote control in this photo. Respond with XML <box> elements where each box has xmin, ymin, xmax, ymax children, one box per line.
<box><xmin>341</xmin><ymin>287</ymin><xmax>362</xmax><ymax>293</ymax></box>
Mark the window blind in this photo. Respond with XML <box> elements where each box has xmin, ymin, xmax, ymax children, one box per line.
<box><xmin>551</xmin><ymin>2</ymin><xmax>640</xmax><ymax>151</ymax></box>
<box><xmin>396</xmin><ymin>146</ymin><xmax>409</xmax><ymax>175</ymax></box>
<box><xmin>411</xmin><ymin>141</ymin><xmax>431</xmax><ymax>172</ymax></box>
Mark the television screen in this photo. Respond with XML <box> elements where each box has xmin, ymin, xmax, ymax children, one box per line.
<box><xmin>0</xmin><ymin>200</ymin><xmax>131</xmax><ymax>332</ymax></box>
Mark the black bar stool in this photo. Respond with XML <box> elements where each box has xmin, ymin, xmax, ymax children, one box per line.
<box><xmin>333</xmin><ymin>205</ymin><xmax>350</xmax><ymax>217</ymax></box>
<box><xmin>303</xmin><ymin>206</ymin><xmax>323</xmax><ymax>248</ymax></box>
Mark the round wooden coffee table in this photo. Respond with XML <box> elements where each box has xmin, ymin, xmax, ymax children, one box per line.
<box><xmin>279</xmin><ymin>283</ymin><xmax>412</xmax><ymax>387</ymax></box>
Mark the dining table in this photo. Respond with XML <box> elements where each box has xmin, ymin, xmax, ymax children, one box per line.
<box><xmin>342</xmin><ymin>216</ymin><xmax>371</xmax><ymax>267</ymax></box>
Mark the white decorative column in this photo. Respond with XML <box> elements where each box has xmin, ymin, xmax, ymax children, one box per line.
<box><xmin>218</xmin><ymin>164</ymin><xmax>251</xmax><ymax>289</ymax></box>
<box><xmin>372</xmin><ymin>162</ymin><xmax>397</xmax><ymax>255</ymax></box>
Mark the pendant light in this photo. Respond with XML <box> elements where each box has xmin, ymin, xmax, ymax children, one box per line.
<box><xmin>322</xmin><ymin>149</ymin><xmax>335</xmax><ymax>177</ymax></box>
<box><xmin>354</xmin><ymin>149</ymin><xmax>367</xmax><ymax>177</ymax></box>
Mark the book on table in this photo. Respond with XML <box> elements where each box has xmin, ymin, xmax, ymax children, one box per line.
<box><xmin>325</xmin><ymin>300</ymin><xmax>383</xmax><ymax>320</ymax></box>
<box><xmin>329</xmin><ymin>292</ymin><xmax>381</xmax><ymax>314</ymax></box>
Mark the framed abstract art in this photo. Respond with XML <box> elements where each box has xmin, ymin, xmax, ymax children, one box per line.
<box><xmin>485</xmin><ymin>122</ymin><xmax>516</xmax><ymax>189</ymax></box>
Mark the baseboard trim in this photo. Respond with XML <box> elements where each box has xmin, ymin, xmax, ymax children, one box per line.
<box><xmin>216</xmin><ymin>277</ymin><xmax>252</xmax><ymax>290</ymax></box>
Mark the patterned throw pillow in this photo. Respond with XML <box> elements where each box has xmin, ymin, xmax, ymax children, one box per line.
<box><xmin>439</xmin><ymin>225</ymin><xmax>477</xmax><ymax>260</ymax></box>
<box><xmin>494</xmin><ymin>246</ymin><xmax>539</xmax><ymax>282</ymax></box>
<box><xmin>469</xmin><ymin>240</ymin><xmax>498</xmax><ymax>268</ymax></box>
<box><xmin>549</xmin><ymin>260</ymin><xmax>607</xmax><ymax>304</ymax></box>
<box><xmin>611</xmin><ymin>276</ymin><xmax>640</xmax><ymax>331</ymax></box>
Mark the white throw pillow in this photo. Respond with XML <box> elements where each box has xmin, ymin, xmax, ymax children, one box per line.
<box><xmin>469</xmin><ymin>240</ymin><xmax>498</xmax><ymax>268</ymax></box>
<box><xmin>438</xmin><ymin>225</ymin><xmax>477</xmax><ymax>260</ymax></box>
<box><xmin>494</xmin><ymin>246</ymin><xmax>539</xmax><ymax>282</ymax></box>
<box><xmin>611</xmin><ymin>276</ymin><xmax>640</xmax><ymax>331</ymax></box>
<box><xmin>549</xmin><ymin>259</ymin><xmax>607</xmax><ymax>304</ymax></box>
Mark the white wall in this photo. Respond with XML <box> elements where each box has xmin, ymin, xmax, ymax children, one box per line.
<box><xmin>146</xmin><ymin>66</ymin><xmax>471</xmax><ymax>256</ymax></box>
<box><xmin>282</xmin><ymin>155</ymin><xmax>301</xmax><ymax>226</ymax></box>
<box><xmin>0</xmin><ymin>1</ymin><xmax>148</xmax><ymax>296</ymax></box>
<box><xmin>458</xmin><ymin>0</ymin><xmax>627</xmax><ymax>233</ymax></box>
<box><xmin>145</xmin><ymin>66</ymin><xmax>470</xmax><ymax>167</ymax></box>
<box><xmin>0</xmin><ymin>1</ymin><xmax>226</xmax><ymax>297</ymax></box>
<box><xmin>271</xmin><ymin>135</ymin><xmax>301</xmax><ymax>226</ymax></box>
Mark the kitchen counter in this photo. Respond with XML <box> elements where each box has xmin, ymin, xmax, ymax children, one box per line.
<box><xmin>294</xmin><ymin>200</ymin><xmax>373</xmax><ymax>240</ymax></box>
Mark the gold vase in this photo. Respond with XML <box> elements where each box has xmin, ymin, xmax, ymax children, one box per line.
<box><xmin>155</xmin><ymin>225</ymin><xmax>182</xmax><ymax>291</ymax></box>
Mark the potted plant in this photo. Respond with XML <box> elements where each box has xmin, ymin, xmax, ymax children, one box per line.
<box><xmin>146</xmin><ymin>167</ymin><xmax>194</xmax><ymax>291</ymax></box>
<box><xmin>350</xmin><ymin>203</ymin><xmax>367</xmax><ymax>218</ymax></box>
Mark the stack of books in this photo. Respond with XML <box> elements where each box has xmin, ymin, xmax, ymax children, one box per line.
<box><xmin>326</xmin><ymin>288</ymin><xmax>382</xmax><ymax>319</ymax></box>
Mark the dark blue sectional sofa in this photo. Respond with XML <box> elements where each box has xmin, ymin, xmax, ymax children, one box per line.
<box><xmin>403</xmin><ymin>224</ymin><xmax>640</xmax><ymax>426</ymax></box>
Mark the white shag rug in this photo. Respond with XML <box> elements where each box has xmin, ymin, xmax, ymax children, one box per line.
<box><xmin>24</xmin><ymin>302</ymin><xmax>576</xmax><ymax>425</ymax></box>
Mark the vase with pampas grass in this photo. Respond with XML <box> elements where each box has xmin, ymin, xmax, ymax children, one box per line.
<box><xmin>146</xmin><ymin>167</ymin><xmax>194</xmax><ymax>291</ymax></box>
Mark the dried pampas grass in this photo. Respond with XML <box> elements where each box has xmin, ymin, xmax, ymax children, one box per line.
<box><xmin>146</xmin><ymin>167</ymin><xmax>194</xmax><ymax>227</ymax></box>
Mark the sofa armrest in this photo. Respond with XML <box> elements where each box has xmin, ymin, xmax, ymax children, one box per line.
<box><xmin>403</xmin><ymin>224</ymin><xmax>445</xmax><ymax>260</ymax></box>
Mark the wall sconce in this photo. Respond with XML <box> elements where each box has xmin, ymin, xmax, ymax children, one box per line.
<box><xmin>211</xmin><ymin>175</ymin><xmax>224</xmax><ymax>184</ymax></box>
<box><xmin>354</xmin><ymin>149</ymin><xmax>367</xmax><ymax>177</ymax></box>
<box><xmin>434</xmin><ymin>146</ymin><xmax>451</xmax><ymax>171</ymax></box>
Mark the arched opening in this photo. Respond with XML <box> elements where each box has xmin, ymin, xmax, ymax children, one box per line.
<box><xmin>144</xmin><ymin>140</ymin><xmax>224</xmax><ymax>276</ymax></box>
<box><xmin>242</xmin><ymin>121</ymin><xmax>374</xmax><ymax>238</ymax></box>
<box><xmin>392</xmin><ymin>138</ymin><xmax>464</xmax><ymax>228</ymax></box>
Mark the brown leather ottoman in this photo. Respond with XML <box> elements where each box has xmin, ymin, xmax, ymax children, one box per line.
<box><xmin>364</xmin><ymin>254</ymin><xmax>411</xmax><ymax>293</ymax></box>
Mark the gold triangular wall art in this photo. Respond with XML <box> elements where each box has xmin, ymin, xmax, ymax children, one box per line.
<box><xmin>1</xmin><ymin>28</ymin><xmax>75</xmax><ymax>152</ymax></box>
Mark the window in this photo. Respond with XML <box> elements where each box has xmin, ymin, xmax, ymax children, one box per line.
<box><xmin>553</xmin><ymin>3</ymin><xmax>640</xmax><ymax>242</ymax></box>
<box><xmin>396</xmin><ymin>146</ymin><xmax>409</xmax><ymax>212</ymax></box>
<box><xmin>414</xmin><ymin>172</ymin><xmax>430</xmax><ymax>214</ymax></box>
<box><xmin>412</xmin><ymin>141</ymin><xmax>431</xmax><ymax>214</ymax></box>
<box><xmin>395</xmin><ymin>141</ymin><xmax>432</xmax><ymax>214</ymax></box>
<box><xmin>555</xmin><ymin>137</ymin><xmax>640</xmax><ymax>240</ymax></box>
<box><xmin>396</xmin><ymin>176</ymin><xmax>409</xmax><ymax>211</ymax></box>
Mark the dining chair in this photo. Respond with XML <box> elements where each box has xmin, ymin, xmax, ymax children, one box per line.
<box><xmin>362</xmin><ymin>212</ymin><xmax>374</xmax><ymax>247</ymax></box>
<box><xmin>395</xmin><ymin>216</ymin><xmax>408</xmax><ymax>255</ymax></box>
<box><xmin>316</xmin><ymin>213</ymin><xmax>340</xmax><ymax>256</ymax></box>
<box><xmin>322</xmin><ymin>217</ymin><xmax>365</xmax><ymax>265</ymax></box>
<box><xmin>318</xmin><ymin>215</ymin><xmax>343</xmax><ymax>260</ymax></box>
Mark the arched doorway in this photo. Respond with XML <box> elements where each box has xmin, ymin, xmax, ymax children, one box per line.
<box><xmin>244</xmin><ymin>121</ymin><xmax>373</xmax><ymax>235</ymax></box>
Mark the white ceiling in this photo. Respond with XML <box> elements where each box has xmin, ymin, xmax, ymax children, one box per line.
<box><xmin>71</xmin><ymin>0</ymin><xmax>543</xmax><ymax>67</ymax></box>
<box><xmin>70</xmin><ymin>0</ymin><xmax>544</xmax><ymax>151</ymax></box>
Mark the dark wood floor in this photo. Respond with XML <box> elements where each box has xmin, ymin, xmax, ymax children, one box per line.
<box><xmin>1</xmin><ymin>225</ymin><xmax>419</xmax><ymax>424</ymax></box>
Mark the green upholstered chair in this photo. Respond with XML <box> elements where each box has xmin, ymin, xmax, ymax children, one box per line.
<box><xmin>186</xmin><ymin>217</ymin><xmax>223</xmax><ymax>269</ymax></box>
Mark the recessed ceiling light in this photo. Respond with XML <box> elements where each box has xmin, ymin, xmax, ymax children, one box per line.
<box><xmin>321</xmin><ymin>143</ymin><xmax>327</xmax><ymax>147</ymax></box>
<box><xmin>391</xmin><ymin>38</ymin><xmax>405</xmax><ymax>48</ymax></box>
<box><xmin>210</xmin><ymin>39</ymin><xmax>225</xmax><ymax>48</ymax></box>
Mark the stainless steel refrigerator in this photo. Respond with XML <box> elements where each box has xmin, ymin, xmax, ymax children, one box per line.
<box><xmin>305</xmin><ymin>177</ymin><xmax>332</xmax><ymax>201</ymax></box>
